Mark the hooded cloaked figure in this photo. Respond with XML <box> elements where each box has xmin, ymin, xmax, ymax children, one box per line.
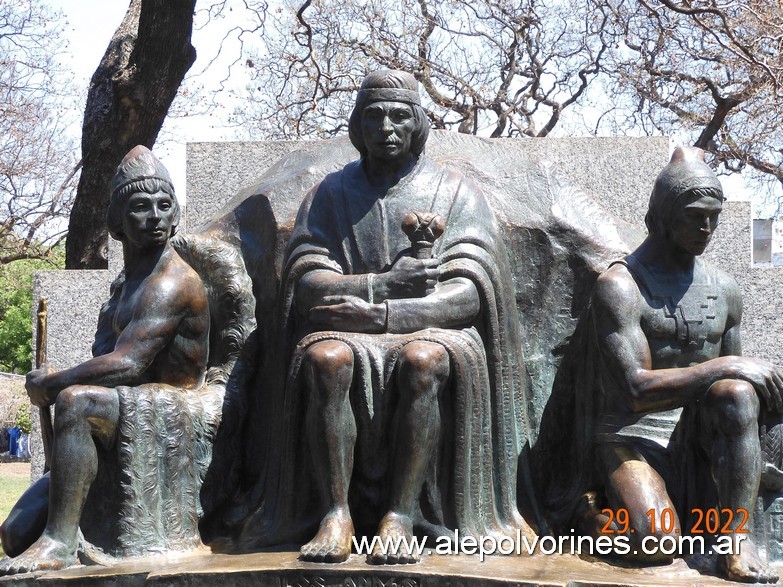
<box><xmin>237</xmin><ymin>70</ymin><xmax>536</xmax><ymax>556</ymax></box>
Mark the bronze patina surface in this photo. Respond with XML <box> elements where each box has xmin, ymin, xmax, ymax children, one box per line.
<box><xmin>1</xmin><ymin>550</ymin><xmax>777</xmax><ymax>586</ymax></box>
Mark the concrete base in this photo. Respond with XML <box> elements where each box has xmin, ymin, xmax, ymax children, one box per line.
<box><xmin>1</xmin><ymin>550</ymin><xmax>777</xmax><ymax>586</ymax></box>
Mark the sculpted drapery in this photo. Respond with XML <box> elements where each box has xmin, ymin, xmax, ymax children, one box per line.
<box><xmin>239</xmin><ymin>155</ymin><xmax>534</xmax><ymax>547</ymax></box>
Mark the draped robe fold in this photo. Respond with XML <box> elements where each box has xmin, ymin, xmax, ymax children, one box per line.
<box><xmin>241</xmin><ymin>156</ymin><xmax>532</xmax><ymax>545</ymax></box>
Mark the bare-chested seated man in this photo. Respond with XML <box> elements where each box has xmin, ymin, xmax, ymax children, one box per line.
<box><xmin>0</xmin><ymin>146</ymin><xmax>209</xmax><ymax>575</ymax></box>
<box><xmin>586</xmin><ymin>146</ymin><xmax>781</xmax><ymax>583</ymax></box>
<box><xmin>283</xmin><ymin>70</ymin><xmax>532</xmax><ymax>564</ymax></box>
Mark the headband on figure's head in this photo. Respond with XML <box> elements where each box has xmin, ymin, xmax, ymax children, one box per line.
<box><xmin>356</xmin><ymin>88</ymin><xmax>421</xmax><ymax>106</ymax></box>
<box><xmin>112</xmin><ymin>174</ymin><xmax>176</xmax><ymax>197</ymax></box>
<box><xmin>645</xmin><ymin>146</ymin><xmax>724</xmax><ymax>237</ymax></box>
<box><xmin>110</xmin><ymin>146</ymin><xmax>176</xmax><ymax>198</ymax></box>
<box><xmin>348</xmin><ymin>69</ymin><xmax>430</xmax><ymax>157</ymax></box>
<box><xmin>107</xmin><ymin>145</ymin><xmax>180</xmax><ymax>240</ymax></box>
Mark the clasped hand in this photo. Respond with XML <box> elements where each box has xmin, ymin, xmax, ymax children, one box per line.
<box><xmin>309</xmin><ymin>295</ymin><xmax>386</xmax><ymax>332</ymax></box>
<box><xmin>308</xmin><ymin>256</ymin><xmax>440</xmax><ymax>331</ymax></box>
<box><xmin>734</xmin><ymin>357</ymin><xmax>783</xmax><ymax>413</ymax></box>
<box><xmin>374</xmin><ymin>256</ymin><xmax>439</xmax><ymax>300</ymax></box>
<box><xmin>26</xmin><ymin>363</ymin><xmax>55</xmax><ymax>408</ymax></box>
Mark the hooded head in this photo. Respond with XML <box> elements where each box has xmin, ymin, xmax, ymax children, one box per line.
<box><xmin>107</xmin><ymin>145</ymin><xmax>180</xmax><ymax>241</ymax></box>
<box><xmin>348</xmin><ymin>69</ymin><xmax>430</xmax><ymax>158</ymax></box>
<box><xmin>645</xmin><ymin>146</ymin><xmax>724</xmax><ymax>238</ymax></box>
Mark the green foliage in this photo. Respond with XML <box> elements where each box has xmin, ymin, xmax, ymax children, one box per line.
<box><xmin>0</xmin><ymin>302</ymin><xmax>31</xmax><ymax>373</ymax></box>
<box><xmin>0</xmin><ymin>249</ymin><xmax>64</xmax><ymax>373</ymax></box>
<box><xmin>15</xmin><ymin>403</ymin><xmax>31</xmax><ymax>434</ymax></box>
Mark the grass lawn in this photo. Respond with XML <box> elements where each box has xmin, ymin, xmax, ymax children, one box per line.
<box><xmin>0</xmin><ymin>469</ymin><xmax>31</xmax><ymax>557</ymax></box>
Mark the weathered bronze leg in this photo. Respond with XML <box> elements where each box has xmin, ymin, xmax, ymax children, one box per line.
<box><xmin>0</xmin><ymin>385</ymin><xmax>118</xmax><ymax>576</ymax></box>
<box><xmin>594</xmin><ymin>442</ymin><xmax>680</xmax><ymax>563</ymax></box>
<box><xmin>701</xmin><ymin>379</ymin><xmax>778</xmax><ymax>584</ymax></box>
<box><xmin>300</xmin><ymin>340</ymin><xmax>357</xmax><ymax>563</ymax></box>
<box><xmin>368</xmin><ymin>341</ymin><xmax>449</xmax><ymax>565</ymax></box>
<box><xmin>0</xmin><ymin>474</ymin><xmax>49</xmax><ymax>557</ymax></box>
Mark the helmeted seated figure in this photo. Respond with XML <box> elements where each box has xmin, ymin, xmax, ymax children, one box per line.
<box><xmin>582</xmin><ymin>147</ymin><xmax>781</xmax><ymax>583</ymax></box>
<box><xmin>280</xmin><ymin>70</ymin><xmax>534</xmax><ymax>563</ymax></box>
<box><xmin>0</xmin><ymin>146</ymin><xmax>255</xmax><ymax>574</ymax></box>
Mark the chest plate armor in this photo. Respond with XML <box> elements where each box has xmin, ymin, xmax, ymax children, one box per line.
<box><xmin>613</xmin><ymin>255</ymin><xmax>720</xmax><ymax>352</ymax></box>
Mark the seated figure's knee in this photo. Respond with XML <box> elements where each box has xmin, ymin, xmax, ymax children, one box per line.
<box><xmin>0</xmin><ymin>518</ymin><xmax>13</xmax><ymax>556</ymax></box>
<box><xmin>54</xmin><ymin>386</ymin><xmax>119</xmax><ymax>444</ymax></box>
<box><xmin>2</xmin><ymin>515</ymin><xmax>36</xmax><ymax>558</ymax></box>
<box><xmin>0</xmin><ymin>517</ymin><xmax>26</xmax><ymax>558</ymax></box>
<box><xmin>302</xmin><ymin>340</ymin><xmax>354</xmax><ymax>387</ymax></box>
<box><xmin>398</xmin><ymin>342</ymin><xmax>450</xmax><ymax>394</ymax></box>
<box><xmin>703</xmin><ymin>379</ymin><xmax>759</xmax><ymax>434</ymax></box>
<box><xmin>54</xmin><ymin>385</ymin><xmax>92</xmax><ymax>426</ymax></box>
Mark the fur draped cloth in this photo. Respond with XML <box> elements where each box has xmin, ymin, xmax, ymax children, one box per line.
<box><xmin>111</xmin><ymin>383</ymin><xmax>224</xmax><ymax>556</ymax></box>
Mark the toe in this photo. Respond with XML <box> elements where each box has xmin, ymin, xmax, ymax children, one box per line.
<box><xmin>366</xmin><ymin>552</ymin><xmax>384</xmax><ymax>565</ymax></box>
<box><xmin>299</xmin><ymin>544</ymin><xmax>316</xmax><ymax>560</ymax></box>
<box><xmin>323</xmin><ymin>546</ymin><xmax>340</xmax><ymax>563</ymax></box>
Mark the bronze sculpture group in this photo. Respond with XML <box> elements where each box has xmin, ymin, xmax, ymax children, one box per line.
<box><xmin>0</xmin><ymin>70</ymin><xmax>780</xmax><ymax>584</ymax></box>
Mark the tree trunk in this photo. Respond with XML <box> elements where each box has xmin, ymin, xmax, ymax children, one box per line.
<box><xmin>65</xmin><ymin>0</ymin><xmax>196</xmax><ymax>269</ymax></box>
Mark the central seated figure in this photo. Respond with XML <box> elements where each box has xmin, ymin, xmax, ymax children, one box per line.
<box><xmin>282</xmin><ymin>70</ymin><xmax>534</xmax><ymax>563</ymax></box>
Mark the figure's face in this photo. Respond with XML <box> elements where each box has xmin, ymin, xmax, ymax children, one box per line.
<box><xmin>668</xmin><ymin>191</ymin><xmax>722</xmax><ymax>256</ymax></box>
<box><xmin>121</xmin><ymin>190</ymin><xmax>176</xmax><ymax>248</ymax></box>
<box><xmin>361</xmin><ymin>101</ymin><xmax>416</xmax><ymax>162</ymax></box>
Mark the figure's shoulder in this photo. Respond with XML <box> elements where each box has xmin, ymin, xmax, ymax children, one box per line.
<box><xmin>698</xmin><ymin>257</ymin><xmax>742</xmax><ymax>308</ymax></box>
<box><xmin>303</xmin><ymin>160</ymin><xmax>361</xmax><ymax>208</ymax></box>
<box><xmin>418</xmin><ymin>157</ymin><xmax>492</xmax><ymax>218</ymax></box>
<box><xmin>316</xmin><ymin>160</ymin><xmax>361</xmax><ymax>191</ymax></box>
<box><xmin>592</xmin><ymin>261</ymin><xmax>644</xmax><ymax>313</ymax></box>
<box><xmin>699</xmin><ymin>257</ymin><xmax>739</xmax><ymax>292</ymax></box>
<box><xmin>142</xmin><ymin>249</ymin><xmax>208</xmax><ymax>312</ymax></box>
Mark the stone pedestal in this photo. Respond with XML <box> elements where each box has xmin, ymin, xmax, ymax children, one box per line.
<box><xmin>3</xmin><ymin>550</ymin><xmax>778</xmax><ymax>586</ymax></box>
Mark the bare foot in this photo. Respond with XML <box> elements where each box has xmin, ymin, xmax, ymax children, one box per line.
<box><xmin>367</xmin><ymin>511</ymin><xmax>420</xmax><ymax>565</ymax></box>
<box><xmin>574</xmin><ymin>490</ymin><xmax>608</xmax><ymax>539</ymax></box>
<box><xmin>719</xmin><ymin>539</ymin><xmax>779</xmax><ymax>584</ymax></box>
<box><xmin>300</xmin><ymin>508</ymin><xmax>354</xmax><ymax>563</ymax></box>
<box><xmin>0</xmin><ymin>535</ymin><xmax>76</xmax><ymax>576</ymax></box>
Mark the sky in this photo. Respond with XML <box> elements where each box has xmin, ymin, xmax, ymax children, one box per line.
<box><xmin>42</xmin><ymin>1</ymin><xmax>773</xmax><ymax>214</ymax></box>
<box><xmin>45</xmin><ymin>0</ymin><xmax>253</xmax><ymax>203</ymax></box>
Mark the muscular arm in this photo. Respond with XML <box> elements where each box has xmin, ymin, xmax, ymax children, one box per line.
<box><xmin>27</xmin><ymin>277</ymin><xmax>193</xmax><ymax>407</ymax></box>
<box><xmin>592</xmin><ymin>267</ymin><xmax>783</xmax><ymax>413</ymax></box>
<box><xmin>720</xmin><ymin>275</ymin><xmax>743</xmax><ymax>357</ymax></box>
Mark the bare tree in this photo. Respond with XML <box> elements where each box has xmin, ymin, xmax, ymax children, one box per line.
<box><xmin>598</xmin><ymin>0</ymin><xmax>783</xmax><ymax>205</ymax></box>
<box><xmin>223</xmin><ymin>0</ymin><xmax>782</xmax><ymax>207</ymax></box>
<box><xmin>231</xmin><ymin>0</ymin><xmax>609</xmax><ymax>139</ymax></box>
<box><xmin>0</xmin><ymin>0</ymin><xmax>81</xmax><ymax>265</ymax></box>
<box><xmin>65</xmin><ymin>0</ymin><xmax>198</xmax><ymax>269</ymax></box>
